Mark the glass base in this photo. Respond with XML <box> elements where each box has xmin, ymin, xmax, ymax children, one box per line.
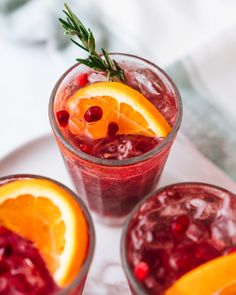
<box><xmin>92</xmin><ymin>212</ymin><xmax>127</xmax><ymax>227</ymax></box>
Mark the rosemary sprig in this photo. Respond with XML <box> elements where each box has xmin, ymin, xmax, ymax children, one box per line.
<box><xmin>59</xmin><ymin>4</ymin><xmax>126</xmax><ymax>82</ymax></box>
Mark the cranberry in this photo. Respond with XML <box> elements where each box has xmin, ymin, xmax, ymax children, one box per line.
<box><xmin>75</xmin><ymin>73</ymin><xmax>88</xmax><ymax>87</ymax></box>
<box><xmin>79</xmin><ymin>144</ymin><xmax>93</xmax><ymax>154</ymax></box>
<box><xmin>107</xmin><ymin>122</ymin><xmax>119</xmax><ymax>137</ymax></box>
<box><xmin>84</xmin><ymin>106</ymin><xmax>103</xmax><ymax>122</ymax></box>
<box><xmin>134</xmin><ymin>261</ymin><xmax>150</xmax><ymax>281</ymax></box>
<box><xmin>170</xmin><ymin>215</ymin><xmax>190</xmax><ymax>237</ymax></box>
<box><xmin>56</xmin><ymin>110</ymin><xmax>70</xmax><ymax>127</ymax></box>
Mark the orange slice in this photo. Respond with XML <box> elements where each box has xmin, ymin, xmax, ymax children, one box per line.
<box><xmin>165</xmin><ymin>253</ymin><xmax>236</xmax><ymax>295</ymax></box>
<box><xmin>0</xmin><ymin>178</ymin><xmax>88</xmax><ymax>287</ymax></box>
<box><xmin>67</xmin><ymin>81</ymin><xmax>171</xmax><ymax>139</ymax></box>
<box><xmin>218</xmin><ymin>282</ymin><xmax>236</xmax><ymax>295</ymax></box>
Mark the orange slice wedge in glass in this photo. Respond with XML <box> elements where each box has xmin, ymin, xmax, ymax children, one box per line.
<box><xmin>0</xmin><ymin>178</ymin><xmax>88</xmax><ymax>287</ymax></box>
<box><xmin>165</xmin><ymin>253</ymin><xmax>236</xmax><ymax>295</ymax></box>
<box><xmin>67</xmin><ymin>81</ymin><xmax>172</xmax><ymax>139</ymax></box>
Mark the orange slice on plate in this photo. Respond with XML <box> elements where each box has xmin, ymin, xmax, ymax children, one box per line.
<box><xmin>165</xmin><ymin>253</ymin><xmax>236</xmax><ymax>295</ymax></box>
<box><xmin>0</xmin><ymin>178</ymin><xmax>88</xmax><ymax>287</ymax></box>
<box><xmin>67</xmin><ymin>81</ymin><xmax>172</xmax><ymax>139</ymax></box>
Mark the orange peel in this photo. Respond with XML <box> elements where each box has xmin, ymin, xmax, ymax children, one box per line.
<box><xmin>0</xmin><ymin>178</ymin><xmax>88</xmax><ymax>287</ymax></box>
<box><xmin>67</xmin><ymin>81</ymin><xmax>171</xmax><ymax>139</ymax></box>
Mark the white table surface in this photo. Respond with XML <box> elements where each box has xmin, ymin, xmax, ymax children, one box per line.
<box><xmin>0</xmin><ymin>39</ymin><xmax>63</xmax><ymax>158</ymax></box>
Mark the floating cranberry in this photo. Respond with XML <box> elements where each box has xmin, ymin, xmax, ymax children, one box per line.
<box><xmin>79</xmin><ymin>144</ymin><xmax>93</xmax><ymax>154</ymax></box>
<box><xmin>170</xmin><ymin>215</ymin><xmax>190</xmax><ymax>237</ymax></box>
<box><xmin>107</xmin><ymin>122</ymin><xmax>119</xmax><ymax>137</ymax></box>
<box><xmin>84</xmin><ymin>106</ymin><xmax>103</xmax><ymax>122</ymax></box>
<box><xmin>75</xmin><ymin>73</ymin><xmax>88</xmax><ymax>87</ymax></box>
<box><xmin>134</xmin><ymin>261</ymin><xmax>150</xmax><ymax>281</ymax></box>
<box><xmin>56</xmin><ymin>110</ymin><xmax>70</xmax><ymax>127</ymax></box>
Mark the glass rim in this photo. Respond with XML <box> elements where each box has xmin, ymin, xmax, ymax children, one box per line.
<box><xmin>49</xmin><ymin>53</ymin><xmax>183</xmax><ymax>167</ymax></box>
<box><xmin>0</xmin><ymin>174</ymin><xmax>95</xmax><ymax>294</ymax></box>
<box><xmin>120</xmin><ymin>181</ymin><xmax>235</xmax><ymax>295</ymax></box>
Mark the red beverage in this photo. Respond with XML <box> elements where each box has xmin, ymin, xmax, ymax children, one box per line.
<box><xmin>121</xmin><ymin>183</ymin><xmax>236</xmax><ymax>295</ymax></box>
<box><xmin>0</xmin><ymin>175</ymin><xmax>95</xmax><ymax>295</ymax></box>
<box><xmin>0</xmin><ymin>226</ymin><xmax>59</xmax><ymax>294</ymax></box>
<box><xmin>49</xmin><ymin>54</ymin><xmax>182</xmax><ymax>225</ymax></box>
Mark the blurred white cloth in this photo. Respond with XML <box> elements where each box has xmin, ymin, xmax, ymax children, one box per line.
<box><xmin>2</xmin><ymin>0</ymin><xmax>236</xmax><ymax>65</ymax></box>
<box><xmin>95</xmin><ymin>0</ymin><xmax>236</xmax><ymax>66</ymax></box>
<box><xmin>183</xmin><ymin>27</ymin><xmax>236</xmax><ymax>125</ymax></box>
<box><xmin>165</xmin><ymin>24</ymin><xmax>236</xmax><ymax>180</ymax></box>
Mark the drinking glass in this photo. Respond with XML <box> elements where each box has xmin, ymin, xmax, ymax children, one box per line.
<box><xmin>49</xmin><ymin>54</ymin><xmax>182</xmax><ymax>225</ymax></box>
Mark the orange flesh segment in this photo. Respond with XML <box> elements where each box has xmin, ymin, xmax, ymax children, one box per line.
<box><xmin>165</xmin><ymin>253</ymin><xmax>236</xmax><ymax>295</ymax></box>
<box><xmin>218</xmin><ymin>283</ymin><xmax>236</xmax><ymax>295</ymax></box>
<box><xmin>0</xmin><ymin>179</ymin><xmax>88</xmax><ymax>287</ymax></box>
<box><xmin>67</xmin><ymin>81</ymin><xmax>171</xmax><ymax>139</ymax></box>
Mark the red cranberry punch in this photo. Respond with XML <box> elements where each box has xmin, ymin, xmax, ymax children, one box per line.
<box><xmin>121</xmin><ymin>183</ymin><xmax>236</xmax><ymax>295</ymax></box>
<box><xmin>49</xmin><ymin>5</ymin><xmax>182</xmax><ymax>225</ymax></box>
<box><xmin>0</xmin><ymin>174</ymin><xmax>95</xmax><ymax>295</ymax></box>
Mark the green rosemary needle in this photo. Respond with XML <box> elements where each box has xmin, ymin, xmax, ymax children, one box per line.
<box><xmin>59</xmin><ymin>4</ymin><xmax>126</xmax><ymax>82</ymax></box>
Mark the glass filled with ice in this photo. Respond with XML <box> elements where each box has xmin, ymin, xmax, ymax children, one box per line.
<box><xmin>0</xmin><ymin>174</ymin><xmax>95</xmax><ymax>295</ymax></box>
<box><xmin>121</xmin><ymin>182</ymin><xmax>236</xmax><ymax>294</ymax></box>
<box><xmin>49</xmin><ymin>54</ymin><xmax>182</xmax><ymax>225</ymax></box>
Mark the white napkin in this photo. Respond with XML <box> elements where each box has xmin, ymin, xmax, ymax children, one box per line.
<box><xmin>93</xmin><ymin>0</ymin><xmax>236</xmax><ymax>66</ymax></box>
<box><xmin>166</xmin><ymin>24</ymin><xmax>236</xmax><ymax>180</ymax></box>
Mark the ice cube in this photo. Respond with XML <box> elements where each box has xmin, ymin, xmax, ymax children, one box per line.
<box><xmin>126</xmin><ymin>69</ymin><xmax>163</xmax><ymax>97</ymax></box>
<box><xmin>160</xmin><ymin>204</ymin><xmax>185</xmax><ymax>217</ymax></box>
<box><xmin>212</xmin><ymin>216</ymin><xmax>236</xmax><ymax>245</ymax></box>
<box><xmin>117</xmin><ymin>140</ymin><xmax>132</xmax><ymax>160</ymax></box>
<box><xmin>185</xmin><ymin>198</ymin><xmax>220</xmax><ymax>220</ymax></box>
<box><xmin>88</xmin><ymin>72</ymin><xmax>107</xmax><ymax>84</ymax></box>
<box><xmin>186</xmin><ymin>223</ymin><xmax>210</xmax><ymax>242</ymax></box>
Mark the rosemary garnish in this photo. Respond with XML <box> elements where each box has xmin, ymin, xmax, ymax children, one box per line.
<box><xmin>59</xmin><ymin>4</ymin><xmax>126</xmax><ymax>82</ymax></box>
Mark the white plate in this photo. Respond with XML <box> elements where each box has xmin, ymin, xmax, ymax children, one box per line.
<box><xmin>0</xmin><ymin>133</ymin><xmax>236</xmax><ymax>294</ymax></box>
